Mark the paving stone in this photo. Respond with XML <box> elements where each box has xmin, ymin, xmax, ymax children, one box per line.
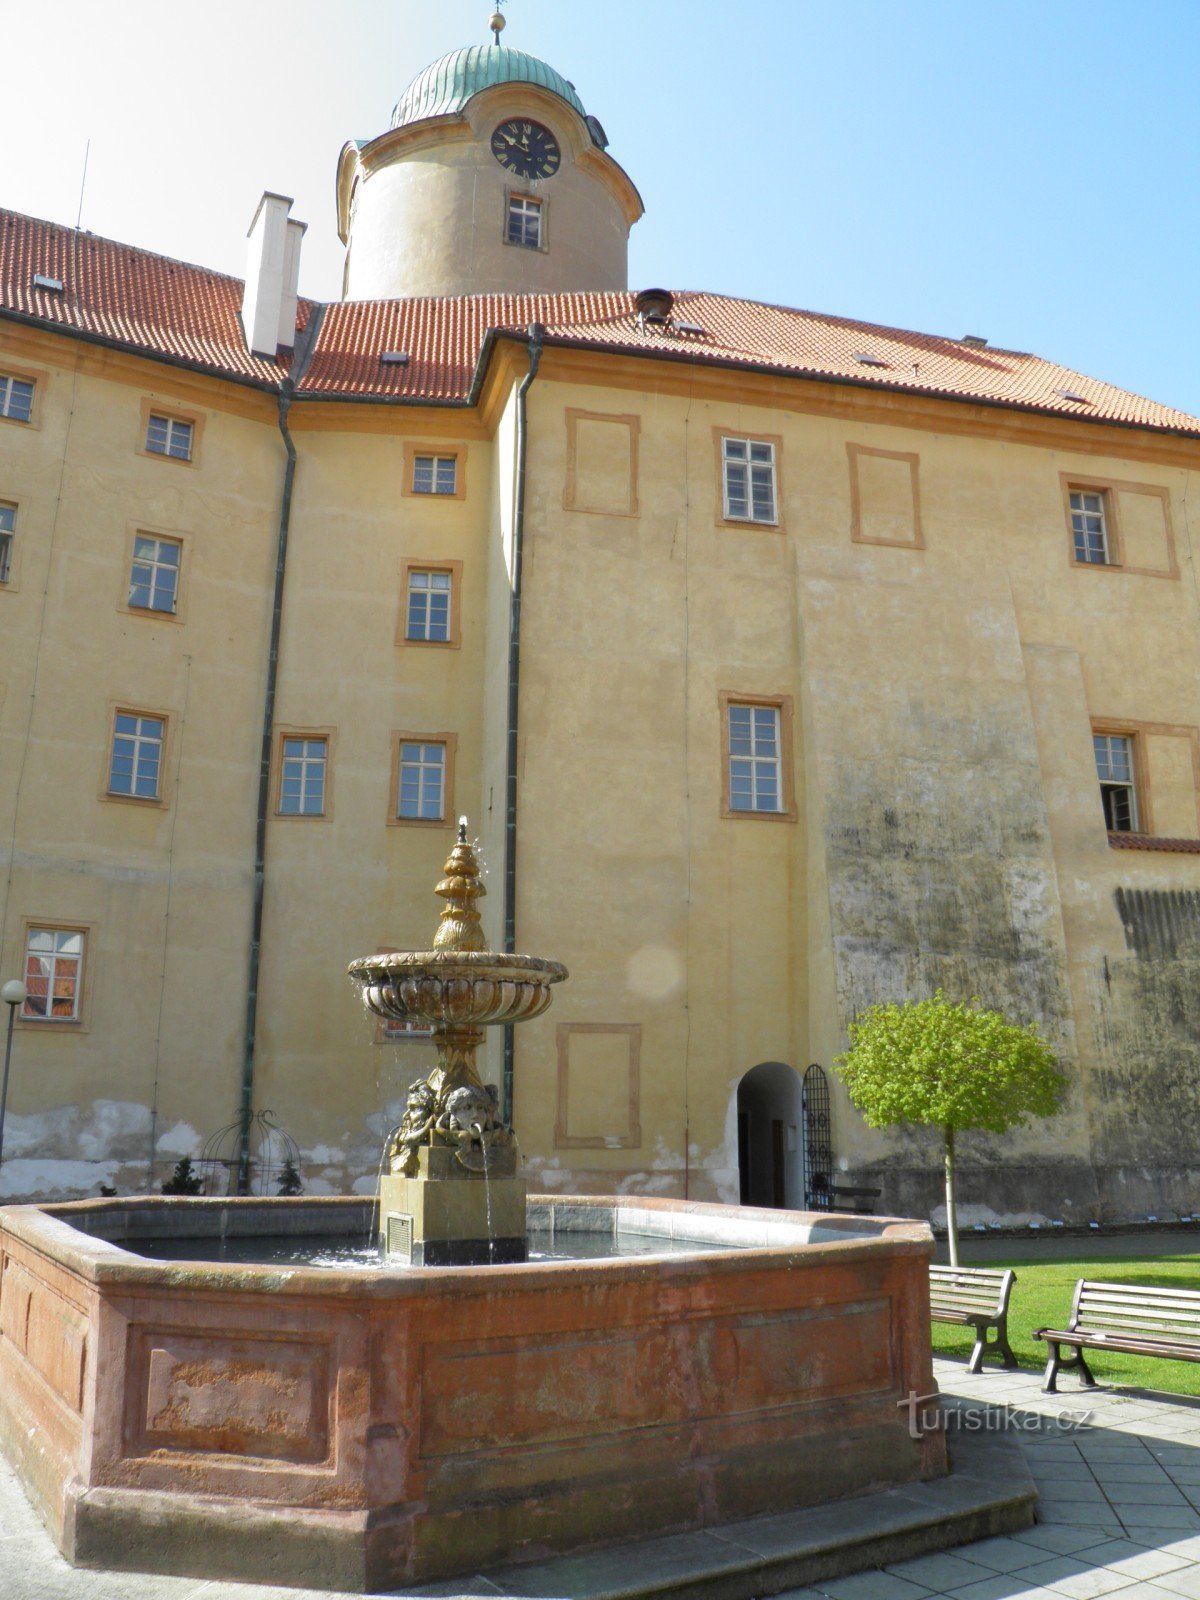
<box><xmin>887</xmin><ymin>1551</ymin><xmax>1000</xmax><ymax>1589</ymax></box>
<box><xmin>1018</xmin><ymin>1528</ymin><xmax>1129</xmax><ymax>1556</ymax></box>
<box><xmin>944</xmin><ymin>1580</ymin><xmax>1069</xmax><ymax>1600</ymax></box>
<box><xmin>814</xmin><ymin>1571</ymin><xmax>936</xmax><ymax>1599</ymax></box>
<box><xmin>1108</xmin><ymin>1486</ymin><xmax>1192</xmax><ymax>1507</ymax></box>
<box><xmin>1112</xmin><ymin>1509</ymin><xmax>1200</xmax><ymax>1532</ymax></box>
<box><xmin>1007</xmin><ymin>1553</ymin><xmax>1139</xmax><ymax>1595</ymax></box>
<box><xmin>959</xmin><ymin>1537</ymin><xmax>1063</xmax><ymax>1574</ymax></box>
<box><xmin>1144</xmin><ymin>1568</ymin><xmax>1200</xmax><ymax>1600</ymax></box>
<box><xmin>1068</xmin><ymin>1541</ymin><xmax>1193</xmax><ymax>1580</ymax></box>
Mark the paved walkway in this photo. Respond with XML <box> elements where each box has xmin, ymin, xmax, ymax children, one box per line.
<box><xmin>3</xmin><ymin>1357</ymin><xmax>1200</xmax><ymax>1598</ymax></box>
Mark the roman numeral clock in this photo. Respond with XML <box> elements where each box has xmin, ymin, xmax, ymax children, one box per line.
<box><xmin>490</xmin><ymin>119</ymin><xmax>561</xmax><ymax>180</ymax></box>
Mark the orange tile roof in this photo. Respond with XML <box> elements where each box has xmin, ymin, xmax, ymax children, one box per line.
<box><xmin>3</xmin><ymin>208</ymin><xmax>1198</xmax><ymax>438</ymax></box>
<box><xmin>1109</xmin><ymin>834</ymin><xmax>1200</xmax><ymax>853</ymax></box>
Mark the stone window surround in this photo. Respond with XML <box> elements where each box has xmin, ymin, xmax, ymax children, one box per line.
<box><xmin>718</xmin><ymin>690</ymin><xmax>798</xmax><ymax>822</ymax></box>
<box><xmin>101</xmin><ymin>703</ymin><xmax>172</xmax><ymax>810</ymax></box>
<box><xmin>16</xmin><ymin>917</ymin><xmax>93</xmax><ymax>1031</ymax></box>
<box><xmin>137</xmin><ymin>397</ymin><xmax>206</xmax><ymax>469</ymax></box>
<box><xmin>1060</xmin><ymin>472</ymin><xmax>1179</xmax><ymax>579</ymax></box>
<box><xmin>401</xmin><ymin>442</ymin><xmax>467</xmax><ymax>501</ymax></box>
<box><xmin>272</xmin><ymin>725</ymin><xmax>337</xmax><ymax>822</ymax></box>
<box><xmin>398</xmin><ymin>558</ymin><xmax>463</xmax><ymax>649</ymax></box>
<box><xmin>387</xmin><ymin>730</ymin><xmax>457</xmax><ymax>828</ymax></box>
<box><xmin>1091</xmin><ymin>716</ymin><xmax>1200</xmax><ymax>845</ymax></box>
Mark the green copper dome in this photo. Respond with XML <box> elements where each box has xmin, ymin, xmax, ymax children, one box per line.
<box><xmin>390</xmin><ymin>44</ymin><xmax>595</xmax><ymax>135</ymax></box>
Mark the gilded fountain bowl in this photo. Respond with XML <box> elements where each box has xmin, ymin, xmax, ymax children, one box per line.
<box><xmin>347</xmin><ymin>949</ymin><xmax>568</xmax><ymax>1029</ymax></box>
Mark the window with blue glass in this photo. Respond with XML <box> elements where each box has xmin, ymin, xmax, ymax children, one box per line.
<box><xmin>411</xmin><ymin>453</ymin><xmax>457</xmax><ymax>495</ymax></box>
<box><xmin>145</xmin><ymin>413</ymin><xmax>193</xmax><ymax>460</ymax></box>
<box><xmin>0</xmin><ymin>502</ymin><xmax>15</xmax><ymax>583</ymax></box>
<box><xmin>279</xmin><ymin>737</ymin><xmax>327</xmax><ymax>816</ymax></box>
<box><xmin>109</xmin><ymin>712</ymin><xmax>165</xmax><ymax>800</ymax></box>
<box><xmin>727</xmin><ymin>703</ymin><xmax>782</xmax><ymax>813</ymax></box>
<box><xmin>406</xmin><ymin>569</ymin><xmax>452</xmax><ymax>642</ymax></box>
<box><xmin>128</xmin><ymin>533</ymin><xmax>181</xmax><ymax>613</ymax></box>
<box><xmin>0</xmin><ymin>374</ymin><xmax>34</xmax><ymax>424</ymax></box>
<box><xmin>397</xmin><ymin>741</ymin><xmax>446</xmax><ymax>821</ymax></box>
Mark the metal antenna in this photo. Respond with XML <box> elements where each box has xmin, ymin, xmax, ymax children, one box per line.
<box><xmin>75</xmin><ymin>138</ymin><xmax>90</xmax><ymax>232</ymax></box>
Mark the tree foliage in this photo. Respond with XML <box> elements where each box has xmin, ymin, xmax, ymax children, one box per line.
<box><xmin>836</xmin><ymin>991</ymin><xmax>1065</xmax><ymax>1137</ymax></box>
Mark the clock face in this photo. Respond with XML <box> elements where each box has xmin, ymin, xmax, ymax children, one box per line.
<box><xmin>491</xmin><ymin>119</ymin><xmax>561</xmax><ymax>181</ymax></box>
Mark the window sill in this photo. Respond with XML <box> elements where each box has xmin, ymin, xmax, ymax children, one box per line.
<box><xmin>1108</xmin><ymin>832</ymin><xmax>1200</xmax><ymax>854</ymax></box>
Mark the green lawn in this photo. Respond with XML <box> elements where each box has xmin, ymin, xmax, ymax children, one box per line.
<box><xmin>931</xmin><ymin>1251</ymin><xmax>1200</xmax><ymax>1397</ymax></box>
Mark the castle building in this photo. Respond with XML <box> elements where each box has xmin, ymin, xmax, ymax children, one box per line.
<box><xmin>1</xmin><ymin>26</ymin><xmax>1198</xmax><ymax>1222</ymax></box>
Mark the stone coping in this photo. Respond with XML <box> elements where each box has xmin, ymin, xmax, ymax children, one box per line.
<box><xmin>0</xmin><ymin>1193</ymin><xmax>933</xmax><ymax>1297</ymax></box>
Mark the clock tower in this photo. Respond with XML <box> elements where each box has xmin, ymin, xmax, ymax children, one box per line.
<box><xmin>336</xmin><ymin>16</ymin><xmax>643</xmax><ymax>300</ymax></box>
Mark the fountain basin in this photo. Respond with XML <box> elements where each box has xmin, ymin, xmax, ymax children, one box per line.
<box><xmin>0</xmin><ymin>1194</ymin><xmax>945</xmax><ymax>1593</ymax></box>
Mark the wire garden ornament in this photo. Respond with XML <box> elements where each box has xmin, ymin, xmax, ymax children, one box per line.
<box><xmin>198</xmin><ymin>1110</ymin><xmax>302</xmax><ymax>1196</ymax></box>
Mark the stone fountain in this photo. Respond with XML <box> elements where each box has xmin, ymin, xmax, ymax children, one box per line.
<box><xmin>347</xmin><ymin>821</ymin><xmax>566</xmax><ymax>1264</ymax></box>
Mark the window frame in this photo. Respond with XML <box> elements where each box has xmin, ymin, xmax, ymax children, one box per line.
<box><xmin>273</xmin><ymin>726</ymin><xmax>336</xmax><ymax>821</ymax></box>
<box><xmin>120</xmin><ymin>527</ymin><xmax>186</xmax><ymax>622</ymax></box>
<box><xmin>0</xmin><ymin>498</ymin><xmax>18</xmax><ymax>589</ymax></box>
<box><xmin>505</xmin><ymin>191</ymin><xmax>545</xmax><ymax>251</ymax></box>
<box><xmin>1089</xmin><ymin>717</ymin><xmax>1200</xmax><ymax>845</ymax></box>
<box><xmin>398</xmin><ymin>559</ymin><xmax>462</xmax><ymax>649</ymax></box>
<box><xmin>1092</xmin><ymin>728</ymin><xmax>1141</xmax><ymax>833</ymax></box>
<box><xmin>18</xmin><ymin>920</ymin><xmax>91</xmax><ymax>1028</ymax></box>
<box><xmin>713</xmin><ymin>429</ymin><xmax>784</xmax><ymax>530</ymax></box>
<box><xmin>388</xmin><ymin>731</ymin><xmax>457</xmax><ymax>828</ymax></box>
<box><xmin>401</xmin><ymin>442</ymin><xmax>467</xmax><ymax>502</ymax></box>
<box><xmin>137</xmin><ymin>398</ymin><xmax>204</xmax><ymax>468</ymax></box>
<box><xmin>0</xmin><ymin>362</ymin><xmax>45</xmax><ymax>430</ymax></box>
<box><xmin>102</xmin><ymin>705</ymin><xmax>171</xmax><ymax>808</ymax></box>
<box><xmin>1068</xmin><ymin>486</ymin><xmax>1115</xmax><ymax>568</ymax></box>
<box><xmin>718</xmin><ymin>692</ymin><xmax>798</xmax><ymax>821</ymax></box>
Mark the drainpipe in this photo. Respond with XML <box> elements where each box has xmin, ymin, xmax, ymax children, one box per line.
<box><xmin>502</xmin><ymin>323</ymin><xmax>544</xmax><ymax>1126</ymax></box>
<box><xmin>237</xmin><ymin>378</ymin><xmax>298</xmax><ymax>1193</ymax></box>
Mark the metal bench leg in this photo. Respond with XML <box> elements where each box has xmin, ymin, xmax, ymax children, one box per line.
<box><xmin>1076</xmin><ymin>1348</ymin><xmax>1098</xmax><ymax>1388</ymax></box>
<box><xmin>995</xmin><ymin>1327</ymin><xmax>1019</xmax><ymax>1370</ymax></box>
<box><xmin>967</xmin><ymin>1320</ymin><xmax>987</xmax><ymax>1375</ymax></box>
<box><xmin>1043</xmin><ymin>1343</ymin><xmax>1061</xmax><ymax>1393</ymax></box>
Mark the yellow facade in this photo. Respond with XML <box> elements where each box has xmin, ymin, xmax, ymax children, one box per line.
<box><xmin>3</xmin><ymin>313</ymin><xmax>1200</xmax><ymax>1221</ymax></box>
<box><xmin>3</xmin><ymin>36</ymin><xmax>1200</xmax><ymax>1223</ymax></box>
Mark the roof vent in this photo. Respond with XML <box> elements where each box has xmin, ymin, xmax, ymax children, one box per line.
<box><xmin>1054</xmin><ymin>387</ymin><xmax>1090</xmax><ymax>404</ymax></box>
<box><xmin>635</xmin><ymin>287</ymin><xmax>674</xmax><ymax>328</ymax></box>
<box><xmin>961</xmin><ymin>334</ymin><xmax>988</xmax><ymax>349</ymax></box>
<box><xmin>32</xmin><ymin>273</ymin><xmax>64</xmax><ymax>293</ymax></box>
<box><xmin>380</xmin><ymin>351</ymin><xmax>410</xmax><ymax>367</ymax></box>
<box><xmin>853</xmin><ymin>351</ymin><xmax>887</xmax><ymax>368</ymax></box>
<box><xmin>674</xmin><ymin>320</ymin><xmax>705</xmax><ymax>337</ymax></box>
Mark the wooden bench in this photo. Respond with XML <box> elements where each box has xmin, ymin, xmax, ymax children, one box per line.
<box><xmin>1036</xmin><ymin>1279</ymin><xmax>1200</xmax><ymax>1393</ymax></box>
<box><xmin>929</xmin><ymin>1266</ymin><xmax>1018</xmax><ymax>1374</ymax></box>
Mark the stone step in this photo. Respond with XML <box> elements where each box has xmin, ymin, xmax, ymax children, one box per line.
<box><xmin>414</xmin><ymin>1433</ymin><xmax>1036</xmax><ymax>1600</ymax></box>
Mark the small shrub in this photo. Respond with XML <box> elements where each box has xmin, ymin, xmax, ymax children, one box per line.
<box><xmin>162</xmin><ymin>1157</ymin><xmax>203</xmax><ymax>1195</ymax></box>
<box><xmin>277</xmin><ymin>1158</ymin><xmax>303</xmax><ymax>1197</ymax></box>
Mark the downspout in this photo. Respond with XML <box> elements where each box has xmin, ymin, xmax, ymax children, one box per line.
<box><xmin>237</xmin><ymin>377</ymin><xmax>298</xmax><ymax>1193</ymax></box>
<box><xmin>502</xmin><ymin>323</ymin><xmax>545</xmax><ymax>1125</ymax></box>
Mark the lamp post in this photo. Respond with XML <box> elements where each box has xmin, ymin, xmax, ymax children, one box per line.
<box><xmin>0</xmin><ymin>980</ymin><xmax>27</xmax><ymax>1173</ymax></box>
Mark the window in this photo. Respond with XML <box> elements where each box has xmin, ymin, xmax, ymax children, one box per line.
<box><xmin>382</xmin><ymin>1016</ymin><xmax>434</xmax><ymax>1042</ymax></box>
<box><xmin>109</xmin><ymin>712</ymin><xmax>165</xmax><ymax>801</ymax></box>
<box><xmin>720</xmin><ymin>693</ymin><xmax>796</xmax><ymax>820</ymax></box>
<box><xmin>0</xmin><ymin>502</ymin><xmax>13</xmax><ymax>584</ymax></box>
<box><xmin>411</xmin><ymin>453</ymin><xmax>458</xmax><ymax>496</ymax></box>
<box><xmin>1094</xmin><ymin>733</ymin><xmax>1139</xmax><ymax>832</ymax></box>
<box><xmin>507</xmin><ymin>194</ymin><xmax>543</xmax><ymax>249</ymax></box>
<box><xmin>406</xmin><ymin>569</ymin><xmax>453</xmax><ymax>642</ymax></box>
<box><xmin>128</xmin><ymin>533</ymin><xmax>181</xmax><ymax>613</ymax></box>
<box><xmin>279</xmin><ymin>736</ymin><xmax>327</xmax><ymax>816</ymax></box>
<box><xmin>0</xmin><ymin>374</ymin><xmax>34</xmax><ymax>424</ymax></box>
<box><xmin>728</xmin><ymin>704</ymin><xmax>783</xmax><ymax>812</ymax></box>
<box><xmin>1070</xmin><ymin>489</ymin><xmax>1111</xmax><ymax>565</ymax></box>
<box><xmin>145</xmin><ymin>413</ymin><xmax>193</xmax><ymax>461</ymax></box>
<box><xmin>397</xmin><ymin>741</ymin><xmax>446</xmax><ymax>821</ymax></box>
<box><xmin>22</xmin><ymin>927</ymin><xmax>85</xmax><ymax>1022</ymax></box>
<box><xmin>722</xmin><ymin>437</ymin><xmax>777</xmax><ymax>524</ymax></box>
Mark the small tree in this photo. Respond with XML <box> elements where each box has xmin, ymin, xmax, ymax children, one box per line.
<box><xmin>162</xmin><ymin>1156</ymin><xmax>204</xmax><ymax>1195</ymax></box>
<box><xmin>835</xmin><ymin>992</ymin><xmax>1066</xmax><ymax>1265</ymax></box>
<box><xmin>276</xmin><ymin>1158</ymin><xmax>303</xmax><ymax>1197</ymax></box>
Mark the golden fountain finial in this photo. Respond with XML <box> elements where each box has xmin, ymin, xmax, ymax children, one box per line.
<box><xmin>488</xmin><ymin>4</ymin><xmax>506</xmax><ymax>45</ymax></box>
<box><xmin>433</xmin><ymin>818</ymin><xmax>487</xmax><ymax>951</ymax></box>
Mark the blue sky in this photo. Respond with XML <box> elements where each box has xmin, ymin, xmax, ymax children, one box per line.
<box><xmin>4</xmin><ymin>0</ymin><xmax>1198</xmax><ymax>415</ymax></box>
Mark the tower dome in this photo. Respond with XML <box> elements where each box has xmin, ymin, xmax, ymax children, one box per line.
<box><xmin>337</xmin><ymin>36</ymin><xmax>641</xmax><ymax>300</ymax></box>
<box><xmin>390</xmin><ymin>46</ymin><xmax>600</xmax><ymax>141</ymax></box>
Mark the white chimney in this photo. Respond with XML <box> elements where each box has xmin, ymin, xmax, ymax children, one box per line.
<box><xmin>241</xmin><ymin>192</ymin><xmax>307</xmax><ymax>358</ymax></box>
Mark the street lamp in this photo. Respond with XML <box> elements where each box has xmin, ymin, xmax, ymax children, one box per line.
<box><xmin>0</xmin><ymin>979</ymin><xmax>27</xmax><ymax>1173</ymax></box>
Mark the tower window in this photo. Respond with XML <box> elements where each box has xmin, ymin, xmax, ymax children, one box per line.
<box><xmin>507</xmin><ymin>195</ymin><xmax>543</xmax><ymax>250</ymax></box>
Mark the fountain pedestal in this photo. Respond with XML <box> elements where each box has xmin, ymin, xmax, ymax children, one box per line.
<box><xmin>380</xmin><ymin>1145</ymin><xmax>525</xmax><ymax>1265</ymax></box>
<box><xmin>348</xmin><ymin>822</ymin><xmax>566</xmax><ymax>1266</ymax></box>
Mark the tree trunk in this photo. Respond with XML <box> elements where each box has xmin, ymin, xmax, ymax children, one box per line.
<box><xmin>944</xmin><ymin>1124</ymin><xmax>959</xmax><ymax>1268</ymax></box>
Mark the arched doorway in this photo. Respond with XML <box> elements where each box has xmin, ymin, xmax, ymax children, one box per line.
<box><xmin>736</xmin><ymin>1062</ymin><xmax>804</xmax><ymax>1209</ymax></box>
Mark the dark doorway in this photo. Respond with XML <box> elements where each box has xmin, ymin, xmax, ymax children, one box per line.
<box><xmin>735</xmin><ymin>1061</ymin><xmax>803</xmax><ymax>1209</ymax></box>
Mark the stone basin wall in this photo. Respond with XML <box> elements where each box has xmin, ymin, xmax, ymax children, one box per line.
<box><xmin>0</xmin><ymin>1195</ymin><xmax>944</xmax><ymax>1592</ymax></box>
